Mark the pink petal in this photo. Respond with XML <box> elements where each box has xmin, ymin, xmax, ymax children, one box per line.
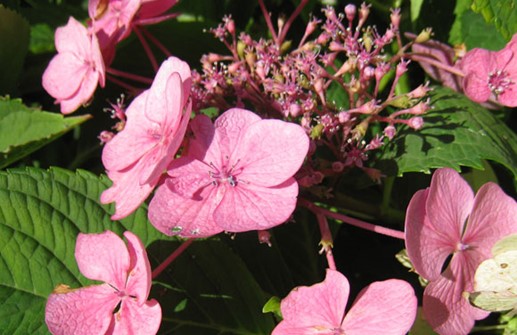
<box><xmin>232</xmin><ymin>119</ymin><xmax>309</xmax><ymax>187</ymax></box>
<box><xmin>497</xmin><ymin>85</ymin><xmax>517</xmax><ymax>107</ymax></box>
<box><xmin>137</xmin><ymin>0</ymin><xmax>178</xmax><ymax>20</ymax></box>
<box><xmin>272</xmin><ymin>269</ymin><xmax>348</xmax><ymax>335</ymax></box>
<box><xmin>185</xmin><ymin>114</ymin><xmax>217</xmax><ymax>160</ymax></box>
<box><xmin>210</xmin><ymin>108</ymin><xmax>261</xmax><ymax>168</ymax></box>
<box><xmin>42</xmin><ymin>53</ymin><xmax>88</xmax><ymax>101</ymax></box>
<box><xmin>123</xmin><ymin>231</ymin><xmax>152</xmax><ymax>305</ymax></box>
<box><xmin>108</xmin><ymin>299</ymin><xmax>162</xmax><ymax>335</ymax></box>
<box><xmin>463</xmin><ymin>182</ymin><xmax>517</xmax><ymax>254</ymax></box>
<box><xmin>102</xmin><ymin>92</ymin><xmax>158</xmax><ymax>172</ymax></box>
<box><xmin>166</xmin><ymin>157</ymin><xmax>212</xmax><ymax>198</ymax></box>
<box><xmin>460</xmin><ymin>48</ymin><xmax>491</xmax><ymax>78</ymax></box>
<box><xmin>148</xmin><ymin>181</ymin><xmax>224</xmax><ymax>238</ymax></box>
<box><xmin>45</xmin><ymin>284</ymin><xmax>119</xmax><ymax>335</ymax></box>
<box><xmin>214</xmin><ymin>178</ymin><xmax>298</xmax><ymax>232</ymax></box>
<box><xmin>75</xmin><ymin>231</ymin><xmax>130</xmax><ymax>290</ymax></box>
<box><xmin>426</xmin><ymin>168</ymin><xmax>474</xmax><ymax>239</ymax></box>
<box><xmin>58</xmin><ymin>67</ymin><xmax>100</xmax><ymax>114</ymax></box>
<box><xmin>423</xmin><ymin>255</ymin><xmax>489</xmax><ymax>335</ymax></box>
<box><xmin>100</xmin><ymin>162</ymin><xmax>155</xmax><ymax>220</ymax></box>
<box><xmin>462</xmin><ymin>72</ymin><xmax>492</xmax><ymax>103</ymax></box>
<box><xmin>405</xmin><ymin>189</ymin><xmax>456</xmax><ymax>281</ymax></box>
<box><xmin>54</xmin><ymin>17</ymin><xmax>90</xmax><ymax>56</ymax></box>
<box><xmin>341</xmin><ymin>279</ymin><xmax>417</xmax><ymax>335</ymax></box>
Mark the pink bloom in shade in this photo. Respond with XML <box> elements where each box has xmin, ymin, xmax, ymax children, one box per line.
<box><xmin>101</xmin><ymin>56</ymin><xmax>191</xmax><ymax>220</ymax></box>
<box><xmin>460</xmin><ymin>34</ymin><xmax>517</xmax><ymax>107</ymax></box>
<box><xmin>45</xmin><ymin>231</ymin><xmax>161</xmax><ymax>335</ymax></box>
<box><xmin>42</xmin><ymin>17</ymin><xmax>105</xmax><ymax>114</ymax></box>
<box><xmin>148</xmin><ymin>108</ymin><xmax>310</xmax><ymax>238</ymax></box>
<box><xmin>272</xmin><ymin>269</ymin><xmax>417</xmax><ymax>335</ymax></box>
<box><xmin>405</xmin><ymin>168</ymin><xmax>517</xmax><ymax>335</ymax></box>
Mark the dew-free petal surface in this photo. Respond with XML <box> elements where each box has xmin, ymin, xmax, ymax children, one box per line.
<box><xmin>109</xmin><ymin>299</ymin><xmax>162</xmax><ymax>335</ymax></box>
<box><xmin>124</xmin><ymin>231</ymin><xmax>152</xmax><ymax>305</ymax></box>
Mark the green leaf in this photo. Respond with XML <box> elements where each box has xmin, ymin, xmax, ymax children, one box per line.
<box><xmin>375</xmin><ymin>87</ymin><xmax>517</xmax><ymax>179</ymax></box>
<box><xmin>0</xmin><ymin>5</ymin><xmax>30</xmax><ymax>95</ymax></box>
<box><xmin>29</xmin><ymin>23</ymin><xmax>55</xmax><ymax>54</ymax></box>
<box><xmin>472</xmin><ymin>0</ymin><xmax>517</xmax><ymax>41</ymax></box>
<box><xmin>0</xmin><ymin>167</ymin><xmax>164</xmax><ymax>334</ymax></box>
<box><xmin>151</xmin><ymin>239</ymin><xmax>275</xmax><ymax>334</ymax></box>
<box><xmin>410</xmin><ymin>0</ymin><xmax>425</xmax><ymax>22</ymax></box>
<box><xmin>262</xmin><ymin>296</ymin><xmax>282</xmax><ymax>319</ymax></box>
<box><xmin>0</xmin><ymin>97</ymin><xmax>90</xmax><ymax>169</ymax></box>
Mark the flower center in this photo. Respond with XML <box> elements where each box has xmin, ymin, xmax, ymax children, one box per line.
<box><xmin>455</xmin><ymin>242</ymin><xmax>470</xmax><ymax>252</ymax></box>
<box><xmin>208</xmin><ymin>158</ymin><xmax>242</xmax><ymax>187</ymax></box>
<box><xmin>488</xmin><ymin>70</ymin><xmax>513</xmax><ymax>96</ymax></box>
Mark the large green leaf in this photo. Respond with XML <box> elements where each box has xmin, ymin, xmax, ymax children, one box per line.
<box><xmin>0</xmin><ymin>98</ymin><xmax>90</xmax><ymax>169</ymax></box>
<box><xmin>472</xmin><ymin>0</ymin><xmax>517</xmax><ymax>41</ymax></box>
<box><xmin>375</xmin><ymin>87</ymin><xmax>517</xmax><ymax>179</ymax></box>
<box><xmin>0</xmin><ymin>5</ymin><xmax>29</xmax><ymax>95</ymax></box>
<box><xmin>0</xmin><ymin>167</ymin><xmax>163</xmax><ymax>334</ymax></box>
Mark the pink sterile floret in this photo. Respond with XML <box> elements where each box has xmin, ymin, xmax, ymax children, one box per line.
<box><xmin>460</xmin><ymin>33</ymin><xmax>517</xmax><ymax>107</ymax></box>
<box><xmin>272</xmin><ymin>269</ymin><xmax>417</xmax><ymax>335</ymax></box>
<box><xmin>42</xmin><ymin>17</ymin><xmax>105</xmax><ymax>114</ymax></box>
<box><xmin>148</xmin><ymin>108</ymin><xmax>310</xmax><ymax>238</ymax></box>
<box><xmin>405</xmin><ymin>168</ymin><xmax>517</xmax><ymax>335</ymax></box>
<box><xmin>101</xmin><ymin>56</ymin><xmax>191</xmax><ymax>220</ymax></box>
<box><xmin>45</xmin><ymin>230</ymin><xmax>161</xmax><ymax>335</ymax></box>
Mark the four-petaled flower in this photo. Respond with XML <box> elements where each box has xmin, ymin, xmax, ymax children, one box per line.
<box><xmin>45</xmin><ymin>231</ymin><xmax>161</xmax><ymax>335</ymax></box>
<box><xmin>405</xmin><ymin>168</ymin><xmax>517</xmax><ymax>335</ymax></box>
<box><xmin>148</xmin><ymin>108</ymin><xmax>310</xmax><ymax>238</ymax></box>
<box><xmin>101</xmin><ymin>56</ymin><xmax>191</xmax><ymax>220</ymax></box>
<box><xmin>272</xmin><ymin>269</ymin><xmax>417</xmax><ymax>335</ymax></box>
<box><xmin>460</xmin><ymin>34</ymin><xmax>517</xmax><ymax>107</ymax></box>
<box><xmin>42</xmin><ymin>17</ymin><xmax>105</xmax><ymax>114</ymax></box>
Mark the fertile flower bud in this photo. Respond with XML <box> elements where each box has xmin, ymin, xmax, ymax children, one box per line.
<box><xmin>390</xmin><ymin>8</ymin><xmax>401</xmax><ymax>30</ymax></box>
<box><xmin>384</xmin><ymin>124</ymin><xmax>396</xmax><ymax>139</ymax></box>
<box><xmin>415</xmin><ymin>28</ymin><xmax>433</xmax><ymax>43</ymax></box>
<box><xmin>345</xmin><ymin>4</ymin><xmax>356</xmax><ymax>22</ymax></box>
<box><xmin>408</xmin><ymin>116</ymin><xmax>424</xmax><ymax>129</ymax></box>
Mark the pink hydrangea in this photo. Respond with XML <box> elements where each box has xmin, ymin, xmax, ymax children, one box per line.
<box><xmin>45</xmin><ymin>231</ymin><xmax>161</xmax><ymax>335</ymax></box>
<box><xmin>272</xmin><ymin>269</ymin><xmax>417</xmax><ymax>335</ymax></box>
<box><xmin>42</xmin><ymin>17</ymin><xmax>105</xmax><ymax>114</ymax></box>
<box><xmin>101</xmin><ymin>56</ymin><xmax>191</xmax><ymax>220</ymax></box>
<box><xmin>405</xmin><ymin>168</ymin><xmax>517</xmax><ymax>334</ymax></box>
<box><xmin>148</xmin><ymin>108</ymin><xmax>310</xmax><ymax>238</ymax></box>
<box><xmin>460</xmin><ymin>34</ymin><xmax>517</xmax><ymax>107</ymax></box>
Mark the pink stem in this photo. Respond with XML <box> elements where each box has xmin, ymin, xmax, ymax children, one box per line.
<box><xmin>277</xmin><ymin>0</ymin><xmax>309</xmax><ymax>44</ymax></box>
<box><xmin>257</xmin><ymin>0</ymin><xmax>278</xmax><ymax>45</ymax></box>
<box><xmin>106</xmin><ymin>67</ymin><xmax>154</xmax><ymax>85</ymax></box>
<box><xmin>106</xmin><ymin>74</ymin><xmax>141</xmax><ymax>95</ymax></box>
<box><xmin>152</xmin><ymin>239</ymin><xmax>194</xmax><ymax>279</ymax></box>
<box><xmin>133</xmin><ymin>26</ymin><xmax>159</xmax><ymax>72</ymax></box>
<box><xmin>300</xmin><ymin>199</ymin><xmax>405</xmax><ymax>240</ymax></box>
<box><xmin>316</xmin><ymin>213</ymin><xmax>337</xmax><ymax>271</ymax></box>
<box><xmin>141</xmin><ymin>27</ymin><xmax>173</xmax><ymax>57</ymax></box>
<box><xmin>408</xmin><ymin>54</ymin><xmax>465</xmax><ymax>77</ymax></box>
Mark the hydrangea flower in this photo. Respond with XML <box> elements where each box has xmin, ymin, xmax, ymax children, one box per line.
<box><xmin>405</xmin><ymin>168</ymin><xmax>517</xmax><ymax>334</ymax></box>
<box><xmin>45</xmin><ymin>231</ymin><xmax>161</xmax><ymax>335</ymax></box>
<box><xmin>272</xmin><ymin>269</ymin><xmax>417</xmax><ymax>335</ymax></box>
<box><xmin>101</xmin><ymin>56</ymin><xmax>191</xmax><ymax>220</ymax></box>
<box><xmin>148</xmin><ymin>108</ymin><xmax>310</xmax><ymax>238</ymax></box>
<box><xmin>460</xmin><ymin>34</ymin><xmax>517</xmax><ymax>107</ymax></box>
<box><xmin>42</xmin><ymin>17</ymin><xmax>105</xmax><ymax>114</ymax></box>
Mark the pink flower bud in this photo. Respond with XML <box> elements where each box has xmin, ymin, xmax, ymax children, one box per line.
<box><xmin>408</xmin><ymin>116</ymin><xmax>424</xmax><ymax>129</ymax></box>
<box><xmin>338</xmin><ymin>111</ymin><xmax>350</xmax><ymax>123</ymax></box>
<box><xmin>98</xmin><ymin>130</ymin><xmax>114</xmax><ymax>144</ymax></box>
<box><xmin>384</xmin><ymin>124</ymin><xmax>396</xmax><ymax>139</ymax></box>
<box><xmin>407</xmin><ymin>83</ymin><xmax>430</xmax><ymax>99</ymax></box>
<box><xmin>345</xmin><ymin>4</ymin><xmax>356</xmax><ymax>22</ymax></box>
<box><xmin>258</xmin><ymin>230</ymin><xmax>272</xmax><ymax>247</ymax></box>
<box><xmin>390</xmin><ymin>8</ymin><xmax>401</xmax><ymax>30</ymax></box>
<box><xmin>332</xmin><ymin>161</ymin><xmax>344</xmax><ymax>172</ymax></box>
<box><xmin>289</xmin><ymin>103</ymin><xmax>302</xmax><ymax>117</ymax></box>
<box><xmin>396</xmin><ymin>59</ymin><xmax>410</xmax><ymax>78</ymax></box>
<box><xmin>363</xmin><ymin>66</ymin><xmax>375</xmax><ymax>80</ymax></box>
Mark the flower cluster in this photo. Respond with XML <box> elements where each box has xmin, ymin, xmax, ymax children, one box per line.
<box><xmin>192</xmin><ymin>4</ymin><xmax>432</xmax><ymax>186</ymax></box>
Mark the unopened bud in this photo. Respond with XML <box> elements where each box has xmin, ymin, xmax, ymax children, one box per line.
<box><xmin>390</xmin><ymin>8</ymin><xmax>401</xmax><ymax>30</ymax></box>
<box><xmin>280</xmin><ymin>40</ymin><xmax>292</xmax><ymax>54</ymax></box>
<box><xmin>332</xmin><ymin>161</ymin><xmax>345</xmax><ymax>172</ymax></box>
<box><xmin>415</xmin><ymin>28</ymin><xmax>433</xmax><ymax>43</ymax></box>
<box><xmin>258</xmin><ymin>230</ymin><xmax>272</xmax><ymax>247</ymax></box>
<box><xmin>345</xmin><ymin>4</ymin><xmax>356</xmax><ymax>22</ymax></box>
<box><xmin>359</xmin><ymin>3</ymin><xmax>370</xmax><ymax>24</ymax></box>
<box><xmin>384</xmin><ymin>124</ymin><xmax>396</xmax><ymax>139</ymax></box>
<box><xmin>408</xmin><ymin>116</ymin><xmax>424</xmax><ymax>129</ymax></box>
<box><xmin>237</xmin><ymin>41</ymin><xmax>246</xmax><ymax>59</ymax></box>
<box><xmin>311</xmin><ymin>124</ymin><xmax>324</xmax><ymax>139</ymax></box>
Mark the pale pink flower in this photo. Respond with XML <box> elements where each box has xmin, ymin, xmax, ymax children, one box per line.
<box><xmin>272</xmin><ymin>269</ymin><xmax>417</xmax><ymax>335</ymax></box>
<box><xmin>148</xmin><ymin>108</ymin><xmax>310</xmax><ymax>238</ymax></box>
<box><xmin>42</xmin><ymin>17</ymin><xmax>105</xmax><ymax>114</ymax></box>
<box><xmin>45</xmin><ymin>231</ymin><xmax>161</xmax><ymax>335</ymax></box>
<box><xmin>405</xmin><ymin>168</ymin><xmax>517</xmax><ymax>335</ymax></box>
<box><xmin>460</xmin><ymin>34</ymin><xmax>517</xmax><ymax>107</ymax></box>
<box><xmin>101</xmin><ymin>56</ymin><xmax>191</xmax><ymax>220</ymax></box>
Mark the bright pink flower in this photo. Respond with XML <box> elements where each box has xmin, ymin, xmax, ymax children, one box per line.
<box><xmin>460</xmin><ymin>34</ymin><xmax>517</xmax><ymax>107</ymax></box>
<box><xmin>405</xmin><ymin>168</ymin><xmax>517</xmax><ymax>335</ymax></box>
<box><xmin>42</xmin><ymin>17</ymin><xmax>105</xmax><ymax>114</ymax></box>
<box><xmin>272</xmin><ymin>269</ymin><xmax>417</xmax><ymax>335</ymax></box>
<box><xmin>45</xmin><ymin>231</ymin><xmax>161</xmax><ymax>335</ymax></box>
<box><xmin>148</xmin><ymin>108</ymin><xmax>310</xmax><ymax>238</ymax></box>
<box><xmin>101</xmin><ymin>56</ymin><xmax>191</xmax><ymax>220</ymax></box>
